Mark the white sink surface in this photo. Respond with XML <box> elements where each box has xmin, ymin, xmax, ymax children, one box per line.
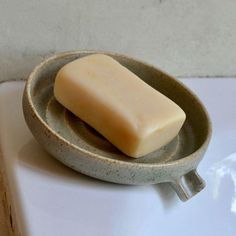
<box><xmin>0</xmin><ymin>79</ymin><xmax>236</xmax><ymax>236</ymax></box>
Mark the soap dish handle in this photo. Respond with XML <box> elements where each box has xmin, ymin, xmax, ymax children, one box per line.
<box><xmin>170</xmin><ymin>170</ymin><xmax>205</xmax><ymax>201</ymax></box>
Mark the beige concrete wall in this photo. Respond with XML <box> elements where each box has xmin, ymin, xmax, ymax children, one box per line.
<box><xmin>0</xmin><ymin>0</ymin><xmax>236</xmax><ymax>81</ymax></box>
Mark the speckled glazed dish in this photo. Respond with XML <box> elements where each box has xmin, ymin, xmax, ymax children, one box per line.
<box><xmin>23</xmin><ymin>51</ymin><xmax>211</xmax><ymax>201</ymax></box>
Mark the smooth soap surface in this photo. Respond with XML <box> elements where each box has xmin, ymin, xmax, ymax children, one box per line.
<box><xmin>54</xmin><ymin>54</ymin><xmax>186</xmax><ymax>157</ymax></box>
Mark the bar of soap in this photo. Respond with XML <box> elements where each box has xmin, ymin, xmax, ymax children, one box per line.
<box><xmin>54</xmin><ymin>54</ymin><xmax>186</xmax><ymax>158</ymax></box>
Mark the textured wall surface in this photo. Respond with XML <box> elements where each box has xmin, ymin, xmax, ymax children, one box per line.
<box><xmin>0</xmin><ymin>0</ymin><xmax>236</xmax><ymax>81</ymax></box>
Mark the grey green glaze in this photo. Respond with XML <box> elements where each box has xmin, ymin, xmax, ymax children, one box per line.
<box><xmin>22</xmin><ymin>51</ymin><xmax>212</xmax><ymax>201</ymax></box>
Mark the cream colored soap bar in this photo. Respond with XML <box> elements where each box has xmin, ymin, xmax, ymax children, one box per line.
<box><xmin>54</xmin><ymin>54</ymin><xmax>186</xmax><ymax>158</ymax></box>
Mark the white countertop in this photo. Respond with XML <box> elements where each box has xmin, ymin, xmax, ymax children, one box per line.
<box><xmin>0</xmin><ymin>78</ymin><xmax>236</xmax><ymax>236</ymax></box>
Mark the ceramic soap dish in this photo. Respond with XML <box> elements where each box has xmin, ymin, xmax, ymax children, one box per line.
<box><xmin>23</xmin><ymin>51</ymin><xmax>211</xmax><ymax>201</ymax></box>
